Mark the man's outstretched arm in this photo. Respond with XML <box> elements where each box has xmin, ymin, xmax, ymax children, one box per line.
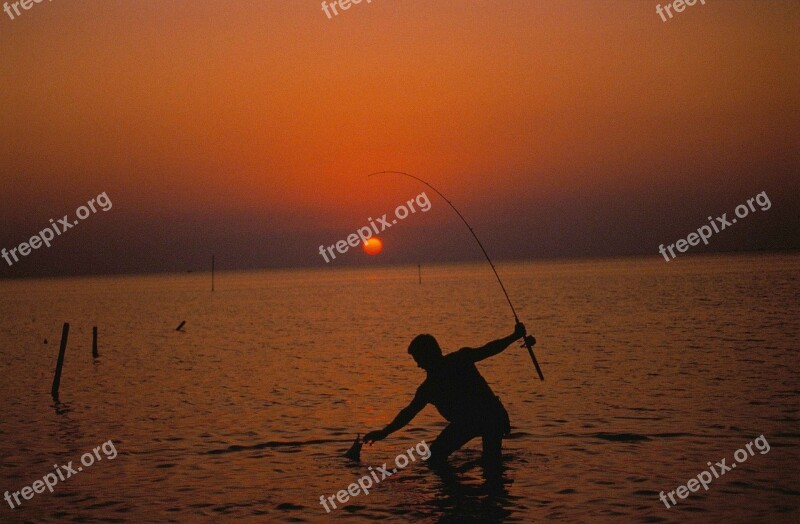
<box><xmin>464</xmin><ymin>322</ymin><xmax>526</xmax><ymax>363</ymax></box>
<box><xmin>363</xmin><ymin>388</ymin><xmax>427</xmax><ymax>444</ymax></box>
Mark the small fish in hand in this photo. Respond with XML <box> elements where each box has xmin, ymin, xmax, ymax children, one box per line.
<box><xmin>344</xmin><ymin>434</ymin><xmax>362</xmax><ymax>461</ymax></box>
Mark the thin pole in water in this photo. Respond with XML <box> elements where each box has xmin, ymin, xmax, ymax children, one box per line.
<box><xmin>92</xmin><ymin>326</ymin><xmax>98</xmax><ymax>358</ymax></box>
<box><xmin>51</xmin><ymin>323</ymin><xmax>70</xmax><ymax>401</ymax></box>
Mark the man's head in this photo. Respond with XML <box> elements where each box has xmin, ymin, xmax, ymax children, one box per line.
<box><xmin>408</xmin><ymin>334</ymin><xmax>442</xmax><ymax>371</ymax></box>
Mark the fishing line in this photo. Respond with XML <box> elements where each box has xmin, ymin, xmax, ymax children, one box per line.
<box><xmin>367</xmin><ymin>170</ymin><xmax>544</xmax><ymax>380</ymax></box>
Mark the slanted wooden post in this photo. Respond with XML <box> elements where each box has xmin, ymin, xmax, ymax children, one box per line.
<box><xmin>92</xmin><ymin>326</ymin><xmax>98</xmax><ymax>358</ymax></box>
<box><xmin>51</xmin><ymin>323</ymin><xmax>69</xmax><ymax>401</ymax></box>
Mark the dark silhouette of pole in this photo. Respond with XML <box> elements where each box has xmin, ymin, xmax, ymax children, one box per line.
<box><xmin>51</xmin><ymin>323</ymin><xmax>69</xmax><ymax>401</ymax></box>
<box><xmin>92</xmin><ymin>326</ymin><xmax>98</xmax><ymax>358</ymax></box>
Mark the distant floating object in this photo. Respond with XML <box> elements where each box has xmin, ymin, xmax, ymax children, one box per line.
<box><xmin>43</xmin><ymin>339</ymin><xmax>48</xmax><ymax>344</ymax></box>
<box><xmin>176</xmin><ymin>321</ymin><xmax>186</xmax><ymax>332</ymax></box>
<box><xmin>344</xmin><ymin>434</ymin><xmax>362</xmax><ymax>461</ymax></box>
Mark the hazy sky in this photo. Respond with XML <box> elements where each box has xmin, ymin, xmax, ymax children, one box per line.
<box><xmin>0</xmin><ymin>1</ymin><xmax>797</xmax><ymax>277</ymax></box>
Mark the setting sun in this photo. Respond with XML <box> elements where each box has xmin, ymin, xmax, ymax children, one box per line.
<box><xmin>363</xmin><ymin>237</ymin><xmax>383</xmax><ymax>256</ymax></box>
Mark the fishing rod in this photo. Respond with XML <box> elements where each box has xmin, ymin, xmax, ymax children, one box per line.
<box><xmin>368</xmin><ymin>171</ymin><xmax>544</xmax><ymax>381</ymax></box>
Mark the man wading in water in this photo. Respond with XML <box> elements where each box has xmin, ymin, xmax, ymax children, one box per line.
<box><xmin>364</xmin><ymin>322</ymin><xmax>532</xmax><ymax>475</ymax></box>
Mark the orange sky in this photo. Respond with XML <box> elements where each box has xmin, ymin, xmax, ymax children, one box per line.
<box><xmin>0</xmin><ymin>1</ymin><xmax>797</xmax><ymax>275</ymax></box>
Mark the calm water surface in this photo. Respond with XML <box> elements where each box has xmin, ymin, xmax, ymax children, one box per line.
<box><xmin>0</xmin><ymin>254</ymin><xmax>798</xmax><ymax>522</ymax></box>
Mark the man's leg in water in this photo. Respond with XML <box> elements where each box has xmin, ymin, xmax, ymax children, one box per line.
<box><xmin>427</xmin><ymin>422</ymin><xmax>479</xmax><ymax>466</ymax></box>
<box><xmin>481</xmin><ymin>429</ymin><xmax>504</xmax><ymax>477</ymax></box>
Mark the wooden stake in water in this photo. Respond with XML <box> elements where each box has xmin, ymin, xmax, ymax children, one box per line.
<box><xmin>212</xmin><ymin>255</ymin><xmax>215</xmax><ymax>292</ymax></box>
<box><xmin>92</xmin><ymin>326</ymin><xmax>98</xmax><ymax>358</ymax></box>
<box><xmin>51</xmin><ymin>323</ymin><xmax>70</xmax><ymax>401</ymax></box>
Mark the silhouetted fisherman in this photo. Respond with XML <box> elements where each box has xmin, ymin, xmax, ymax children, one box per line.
<box><xmin>364</xmin><ymin>322</ymin><xmax>529</xmax><ymax>475</ymax></box>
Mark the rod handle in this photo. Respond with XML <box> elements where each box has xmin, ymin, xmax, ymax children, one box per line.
<box><xmin>520</xmin><ymin>334</ymin><xmax>544</xmax><ymax>381</ymax></box>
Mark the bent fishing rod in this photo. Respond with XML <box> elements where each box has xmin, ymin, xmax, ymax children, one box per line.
<box><xmin>368</xmin><ymin>171</ymin><xmax>544</xmax><ymax>381</ymax></box>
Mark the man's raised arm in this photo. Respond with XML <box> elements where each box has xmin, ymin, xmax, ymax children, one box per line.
<box><xmin>363</xmin><ymin>387</ymin><xmax>428</xmax><ymax>444</ymax></box>
<box><xmin>463</xmin><ymin>322</ymin><xmax>526</xmax><ymax>362</ymax></box>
